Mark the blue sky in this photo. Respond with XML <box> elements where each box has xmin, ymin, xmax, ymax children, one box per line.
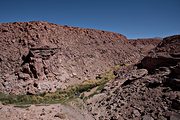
<box><xmin>0</xmin><ymin>0</ymin><xmax>179</xmax><ymax>38</ymax></box>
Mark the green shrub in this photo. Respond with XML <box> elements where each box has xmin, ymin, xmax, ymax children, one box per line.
<box><xmin>0</xmin><ymin>65</ymin><xmax>118</xmax><ymax>105</ymax></box>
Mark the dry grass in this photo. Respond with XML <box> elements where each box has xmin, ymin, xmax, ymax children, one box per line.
<box><xmin>0</xmin><ymin>65</ymin><xmax>120</xmax><ymax>105</ymax></box>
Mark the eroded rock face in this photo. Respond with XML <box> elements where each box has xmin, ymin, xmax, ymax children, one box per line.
<box><xmin>138</xmin><ymin>35</ymin><xmax>180</xmax><ymax>73</ymax></box>
<box><xmin>86</xmin><ymin>35</ymin><xmax>180</xmax><ymax>120</ymax></box>
<box><xmin>129</xmin><ymin>38</ymin><xmax>161</xmax><ymax>56</ymax></box>
<box><xmin>137</xmin><ymin>35</ymin><xmax>180</xmax><ymax>91</ymax></box>
<box><xmin>0</xmin><ymin>21</ymin><xmax>140</xmax><ymax>94</ymax></box>
<box><xmin>87</xmin><ymin>62</ymin><xmax>180</xmax><ymax>120</ymax></box>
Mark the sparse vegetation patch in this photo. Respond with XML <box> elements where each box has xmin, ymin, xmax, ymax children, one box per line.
<box><xmin>0</xmin><ymin>67</ymin><xmax>118</xmax><ymax>105</ymax></box>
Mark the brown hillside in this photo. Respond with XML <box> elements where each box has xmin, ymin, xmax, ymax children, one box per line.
<box><xmin>139</xmin><ymin>35</ymin><xmax>180</xmax><ymax>72</ymax></box>
<box><xmin>129</xmin><ymin>38</ymin><xmax>161</xmax><ymax>55</ymax></box>
<box><xmin>87</xmin><ymin>35</ymin><xmax>180</xmax><ymax>120</ymax></box>
<box><xmin>0</xmin><ymin>21</ymin><xmax>140</xmax><ymax>94</ymax></box>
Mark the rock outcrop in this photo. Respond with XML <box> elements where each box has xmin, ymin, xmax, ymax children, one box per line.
<box><xmin>0</xmin><ymin>21</ymin><xmax>140</xmax><ymax>94</ymax></box>
<box><xmin>129</xmin><ymin>38</ymin><xmax>161</xmax><ymax>56</ymax></box>
<box><xmin>138</xmin><ymin>35</ymin><xmax>180</xmax><ymax>73</ymax></box>
<box><xmin>0</xmin><ymin>21</ymin><xmax>179</xmax><ymax>120</ymax></box>
<box><xmin>87</xmin><ymin>35</ymin><xmax>180</xmax><ymax>120</ymax></box>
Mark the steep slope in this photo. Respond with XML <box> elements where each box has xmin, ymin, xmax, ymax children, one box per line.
<box><xmin>139</xmin><ymin>35</ymin><xmax>180</xmax><ymax>72</ymax></box>
<box><xmin>87</xmin><ymin>35</ymin><xmax>180</xmax><ymax>120</ymax></box>
<box><xmin>0</xmin><ymin>22</ymin><xmax>179</xmax><ymax>120</ymax></box>
<box><xmin>129</xmin><ymin>38</ymin><xmax>161</xmax><ymax>56</ymax></box>
<box><xmin>0</xmin><ymin>21</ymin><xmax>140</xmax><ymax>95</ymax></box>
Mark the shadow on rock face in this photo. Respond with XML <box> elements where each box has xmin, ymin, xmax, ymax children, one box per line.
<box><xmin>137</xmin><ymin>35</ymin><xmax>180</xmax><ymax>74</ymax></box>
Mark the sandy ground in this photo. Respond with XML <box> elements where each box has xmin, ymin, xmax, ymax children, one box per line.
<box><xmin>0</xmin><ymin>102</ymin><xmax>94</xmax><ymax>120</ymax></box>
